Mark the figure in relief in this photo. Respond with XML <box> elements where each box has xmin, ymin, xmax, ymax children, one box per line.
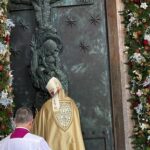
<box><xmin>30</xmin><ymin>0</ymin><xmax>68</xmax><ymax>109</ymax></box>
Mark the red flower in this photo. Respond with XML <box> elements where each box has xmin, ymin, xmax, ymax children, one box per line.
<box><xmin>0</xmin><ymin>86</ymin><xmax>3</xmax><ymax>91</ymax></box>
<box><xmin>0</xmin><ymin>125</ymin><xmax>6</xmax><ymax>130</ymax></box>
<box><xmin>127</xmin><ymin>61</ymin><xmax>134</xmax><ymax>67</ymax></box>
<box><xmin>143</xmin><ymin>40</ymin><xmax>149</xmax><ymax>46</ymax></box>
<box><xmin>135</xmin><ymin>48</ymin><xmax>140</xmax><ymax>53</ymax></box>
<box><xmin>133</xmin><ymin>0</ymin><xmax>141</xmax><ymax>4</ymax></box>
<box><xmin>0</xmin><ymin>65</ymin><xmax>3</xmax><ymax>71</ymax></box>
<box><xmin>147</xmin><ymin>97</ymin><xmax>150</xmax><ymax>104</ymax></box>
<box><xmin>4</xmin><ymin>34</ymin><xmax>10</xmax><ymax>44</ymax></box>
<box><xmin>131</xmin><ymin>101</ymin><xmax>139</xmax><ymax>109</ymax></box>
<box><xmin>7</xmin><ymin>111</ymin><xmax>13</xmax><ymax>117</ymax></box>
<box><xmin>144</xmin><ymin>46</ymin><xmax>150</xmax><ymax>52</ymax></box>
<box><xmin>137</xmin><ymin>31</ymin><xmax>142</xmax><ymax>36</ymax></box>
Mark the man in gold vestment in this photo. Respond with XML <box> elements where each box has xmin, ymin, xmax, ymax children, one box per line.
<box><xmin>32</xmin><ymin>77</ymin><xmax>85</xmax><ymax>150</ymax></box>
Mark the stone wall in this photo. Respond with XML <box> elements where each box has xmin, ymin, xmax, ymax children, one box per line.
<box><xmin>116</xmin><ymin>0</ymin><xmax>133</xmax><ymax>150</ymax></box>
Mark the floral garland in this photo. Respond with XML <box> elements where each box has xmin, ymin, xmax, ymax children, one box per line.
<box><xmin>121</xmin><ymin>0</ymin><xmax>150</xmax><ymax>149</ymax></box>
<box><xmin>0</xmin><ymin>0</ymin><xmax>14</xmax><ymax>138</ymax></box>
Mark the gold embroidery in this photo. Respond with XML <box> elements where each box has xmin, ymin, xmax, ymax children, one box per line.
<box><xmin>54</xmin><ymin>101</ymin><xmax>72</xmax><ymax>131</ymax></box>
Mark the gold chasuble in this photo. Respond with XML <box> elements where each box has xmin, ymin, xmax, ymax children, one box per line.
<box><xmin>32</xmin><ymin>77</ymin><xmax>85</xmax><ymax>150</ymax></box>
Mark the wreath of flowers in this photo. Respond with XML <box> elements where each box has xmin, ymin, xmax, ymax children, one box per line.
<box><xmin>121</xmin><ymin>0</ymin><xmax>150</xmax><ymax>149</ymax></box>
<box><xmin>0</xmin><ymin>0</ymin><xmax>15</xmax><ymax>138</ymax></box>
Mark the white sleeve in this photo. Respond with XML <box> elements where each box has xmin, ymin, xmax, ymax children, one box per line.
<box><xmin>40</xmin><ymin>138</ymin><xmax>52</xmax><ymax>150</ymax></box>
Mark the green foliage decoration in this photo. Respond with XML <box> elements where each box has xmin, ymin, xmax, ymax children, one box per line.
<box><xmin>121</xmin><ymin>0</ymin><xmax>150</xmax><ymax>149</ymax></box>
<box><xmin>0</xmin><ymin>0</ymin><xmax>15</xmax><ymax>139</ymax></box>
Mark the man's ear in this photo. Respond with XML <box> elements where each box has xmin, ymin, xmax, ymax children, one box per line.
<box><xmin>29</xmin><ymin>120</ymin><xmax>33</xmax><ymax>126</ymax></box>
<box><xmin>27</xmin><ymin>121</ymin><xmax>33</xmax><ymax>130</ymax></box>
